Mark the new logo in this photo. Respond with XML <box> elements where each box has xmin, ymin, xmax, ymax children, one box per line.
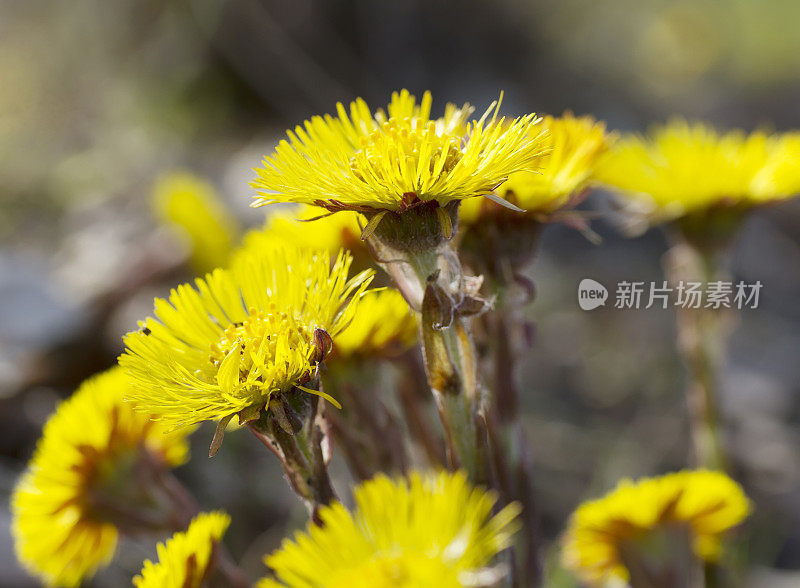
<box><xmin>578</xmin><ymin>279</ymin><xmax>608</xmax><ymax>310</ymax></box>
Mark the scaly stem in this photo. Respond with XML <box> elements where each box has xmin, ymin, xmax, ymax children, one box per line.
<box><xmin>483</xmin><ymin>301</ymin><xmax>542</xmax><ymax>588</ymax></box>
<box><xmin>664</xmin><ymin>234</ymin><xmax>729</xmax><ymax>471</ymax></box>
<box><xmin>309</xmin><ymin>417</ymin><xmax>337</xmax><ymax>508</ymax></box>
<box><xmin>460</xmin><ymin>214</ymin><xmax>546</xmax><ymax>587</ymax></box>
<box><xmin>365</xmin><ymin>204</ymin><xmax>484</xmax><ymax>482</ymax></box>
<box><xmin>420</xmin><ymin>294</ymin><xmax>483</xmax><ymax>481</ymax></box>
<box><xmin>248</xmin><ymin>387</ymin><xmax>339</xmax><ymax>514</ymax></box>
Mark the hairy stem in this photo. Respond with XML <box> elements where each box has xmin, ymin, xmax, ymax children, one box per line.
<box><xmin>370</xmin><ymin>225</ymin><xmax>484</xmax><ymax>481</ymax></box>
<box><xmin>483</xmin><ymin>304</ymin><xmax>543</xmax><ymax>587</ymax></box>
<box><xmin>420</xmin><ymin>303</ymin><xmax>483</xmax><ymax>480</ymax></box>
<box><xmin>363</xmin><ymin>204</ymin><xmax>484</xmax><ymax>479</ymax></box>
<box><xmin>664</xmin><ymin>236</ymin><xmax>729</xmax><ymax>471</ymax></box>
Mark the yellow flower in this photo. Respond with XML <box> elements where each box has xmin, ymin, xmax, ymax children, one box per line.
<box><xmin>119</xmin><ymin>245</ymin><xmax>374</xmax><ymax>430</ymax></box>
<box><xmin>242</xmin><ymin>205</ymin><xmax>368</xmax><ymax>272</ymax></box>
<box><xmin>11</xmin><ymin>368</ymin><xmax>191</xmax><ymax>588</ymax></box>
<box><xmin>332</xmin><ymin>289</ymin><xmax>418</xmax><ymax>360</ymax></box>
<box><xmin>752</xmin><ymin>131</ymin><xmax>800</xmax><ymax>200</ymax></box>
<box><xmin>597</xmin><ymin>119</ymin><xmax>799</xmax><ymax>224</ymax></box>
<box><xmin>460</xmin><ymin>112</ymin><xmax>611</xmax><ymax>224</ymax></box>
<box><xmin>258</xmin><ymin>471</ymin><xmax>520</xmax><ymax>588</ymax></box>
<box><xmin>252</xmin><ymin>89</ymin><xmax>547</xmax><ymax>214</ymax></box>
<box><xmin>152</xmin><ymin>171</ymin><xmax>239</xmax><ymax>274</ymax></box>
<box><xmin>134</xmin><ymin>511</ymin><xmax>230</xmax><ymax>588</ymax></box>
<box><xmin>561</xmin><ymin>470</ymin><xmax>750</xmax><ymax>587</ymax></box>
<box><xmin>245</xmin><ymin>205</ymin><xmax>384</xmax><ymax>285</ymax></box>
<box><xmin>252</xmin><ymin>205</ymin><xmax>365</xmax><ymax>257</ymax></box>
<box><xmin>242</xmin><ymin>211</ymin><xmax>416</xmax><ymax>360</ymax></box>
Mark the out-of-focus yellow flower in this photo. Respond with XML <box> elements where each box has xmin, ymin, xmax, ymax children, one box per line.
<box><xmin>562</xmin><ymin>470</ymin><xmax>750</xmax><ymax>587</ymax></box>
<box><xmin>152</xmin><ymin>171</ymin><xmax>239</xmax><ymax>274</ymax></box>
<box><xmin>460</xmin><ymin>113</ymin><xmax>611</xmax><ymax>225</ymax></box>
<box><xmin>258</xmin><ymin>471</ymin><xmax>520</xmax><ymax>588</ymax></box>
<box><xmin>752</xmin><ymin>131</ymin><xmax>800</xmax><ymax>199</ymax></box>
<box><xmin>333</xmin><ymin>289</ymin><xmax>418</xmax><ymax>360</ymax></box>
<box><xmin>11</xmin><ymin>368</ymin><xmax>191</xmax><ymax>588</ymax></box>
<box><xmin>244</xmin><ymin>205</ymin><xmax>365</xmax><ymax>259</ymax></box>
<box><xmin>597</xmin><ymin>120</ymin><xmax>800</xmax><ymax>224</ymax></box>
<box><xmin>133</xmin><ymin>511</ymin><xmax>230</xmax><ymax>588</ymax></box>
<box><xmin>252</xmin><ymin>89</ymin><xmax>547</xmax><ymax>215</ymax></box>
<box><xmin>120</xmin><ymin>245</ymin><xmax>374</xmax><ymax>430</ymax></box>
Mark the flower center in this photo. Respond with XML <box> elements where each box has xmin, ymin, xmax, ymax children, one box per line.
<box><xmin>329</xmin><ymin>552</ymin><xmax>453</xmax><ymax>587</ymax></box>
<box><xmin>619</xmin><ymin>523</ymin><xmax>695</xmax><ymax>586</ymax></box>
<box><xmin>83</xmin><ymin>443</ymin><xmax>172</xmax><ymax>529</ymax></box>
<box><xmin>209</xmin><ymin>307</ymin><xmax>313</xmax><ymax>391</ymax></box>
<box><xmin>350</xmin><ymin>118</ymin><xmax>463</xmax><ymax>190</ymax></box>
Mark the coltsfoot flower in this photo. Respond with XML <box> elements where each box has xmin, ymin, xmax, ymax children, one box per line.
<box><xmin>561</xmin><ymin>470</ymin><xmax>750</xmax><ymax>587</ymax></box>
<box><xmin>243</xmin><ymin>205</ymin><xmax>377</xmax><ymax>282</ymax></box>
<box><xmin>460</xmin><ymin>112</ymin><xmax>611</xmax><ymax>225</ymax></box>
<box><xmin>134</xmin><ymin>511</ymin><xmax>231</xmax><ymax>588</ymax></box>
<box><xmin>751</xmin><ymin>131</ymin><xmax>800</xmax><ymax>200</ymax></box>
<box><xmin>252</xmin><ymin>89</ymin><xmax>547</xmax><ymax>218</ymax></box>
<box><xmin>258</xmin><ymin>471</ymin><xmax>520</xmax><ymax>588</ymax></box>
<box><xmin>251</xmin><ymin>205</ymin><xmax>364</xmax><ymax>258</ymax></box>
<box><xmin>120</xmin><ymin>245</ymin><xmax>374</xmax><ymax>431</ymax></box>
<box><xmin>597</xmin><ymin>120</ymin><xmax>800</xmax><ymax>227</ymax></box>
<box><xmin>11</xmin><ymin>368</ymin><xmax>191</xmax><ymax>588</ymax></box>
<box><xmin>243</xmin><ymin>209</ymin><xmax>417</xmax><ymax>359</ymax></box>
<box><xmin>459</xmin><ymin>113</ymin><xmax>611</xmax><ymax>275</ymax></box>
<box><xmin>152</xmin><ymin>171</ymin><xmax>239</xmax><ymax>273</ymax></box>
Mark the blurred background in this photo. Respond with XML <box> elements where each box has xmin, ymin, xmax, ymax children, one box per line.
<box><xmin>2</xmin><ymin>0</ymin><xmax>800</xmax><ymax>585</ymax></box>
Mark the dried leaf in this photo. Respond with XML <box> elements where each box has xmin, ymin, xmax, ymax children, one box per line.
<box><xmin>209</xmin><ymin>414</ymin><xmax>234</xmax><ymax>457</ymax></box>
<box><xmin>360</xmin><ymin>210</ymin><xmax>388</xmax><ymax>241</ymax></box>
<box><xmin>484</xmin><ymin>191</ymin><xmax>525</xmax><ymax>212</ymax></box>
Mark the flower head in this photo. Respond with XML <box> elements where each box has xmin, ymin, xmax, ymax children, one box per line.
<box><xmin>597</xmin><ymin>119</ymin><xmax>800</xmax><ymax>225</ymax></box>
<box><xmin>243</xmin><ymin>205</ymin><xmax>376</xmax><ymax>281</ymax></box>
<box><xmin>252</xmin><ymin>89</ymin><xmax>547</xmax><ymax>215</ymax></box>
<box><xmin>242</xmin><ymin>210</ymin><xmax>415</xmax><ymax>360</ymax></box>
<box><xmin>152</xmin><ymin>171</ymin><xmax>239</xmax><ymax>274</ymax></box>
<box><xmin>134</xmin><ymin>511</ymin><xmax>230</xmax><ymax>588</ymax></box>
<box><xmin>11</xmin><ymin>368</ymin><xmax>191</xmax><ymax>588</ymax></box>
<box><xmin>562</xmin><ymin>470</ymin><xmax>750</xmax><ymax>587</ymax></box>
<box><xmin>252</xmin><ymin>205</ymin><xmax>365</xmax><ymax>257</ymax></box>
<box><xmin>119</xmin><ymin>244</ymin><xmax>374</xmax><ymax>430</ymax></box>
<box><xmin>460</xmin><ymin>112</ymin><xmax>611</xmax><ymax>225</ymax></box>
<box><xmin>258</xmin><ymin>471</ymin><xmax>520</xmax><ymax>588</ymax></box>
<box><xmin>751</xmin><ymin>131</ymin><xmax>800</xmax><ymax>200</ymax></box>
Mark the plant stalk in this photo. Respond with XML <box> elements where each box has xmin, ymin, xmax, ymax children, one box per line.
<box><xmin>483</xmin><ymin>302</ymin><xmax>543</xmax><ymax>588</ymax></box>
<box><xmin>248</xmin><ymin>404</ymin><xmax>338</xmax><ymax>512</ymax></box>
<box><xmin>664</xmin><ymin>235</ymin><xmax>730</xmax><ymax>471</ymax></box>
<box><xmin>364</xmin><ymin>204</ymin><xmax>485</xmax><ymax>483</ymax></box>
<box><xmin>420</xmin><ymin>294</ymin><xmax>483</xmax><ymax>481</ymax></box>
